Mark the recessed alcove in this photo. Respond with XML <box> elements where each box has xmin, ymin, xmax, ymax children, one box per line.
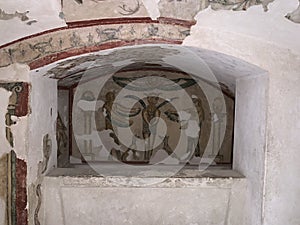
<box><xmin>29</xmin><ymin>44</ymin><xmax>267</xmax><ymax>225</ymax></box>
<box><xmin>31</xmin><ymin>44</ymin><xmax>268</xmax><ymax>175</ymax></box>
<box><xmin>59</xmin><ymin>63</ymin><xmax>234</xmax><ymax>167</ymax></box>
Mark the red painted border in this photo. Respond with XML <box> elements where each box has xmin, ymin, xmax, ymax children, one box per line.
<box><xmin>16</xmin><ymin>158</ymin><xmax>27</xmax><ymax>225</ymax></box>
<box><xmin>67</xmin><ymin>17</ymin><xmax>195</xmax><ymax>28</ymax></box>
<box><xmin>29</xmin><ymin>38</ymin><xmax>182</xmax><ymax>70</ymax></box>
<box><xmin>0</xmin><ymin>17</ymin><xmax>194</xmax><ymax>49</ymax></box>
<box><xmin>15</xmin><ymin>83</ymin><xmax>29</xmax><ymax>117</ymax></box>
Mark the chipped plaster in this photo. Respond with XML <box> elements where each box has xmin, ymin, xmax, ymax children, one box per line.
<box><xmin>142</xmin><ymin>0</ymin><xmax>160</xmax><ymax>20</ymax></box>
<box><xmin>0</xmin><ymin>63</ymin><xmax>29</xmax><ymax>82</ymax></box>
<box><xmin>0</xmin><ymin>0</ymin><xmax>66</xmax><ymax>46</ymax></box>
<box><xmin>286</xmin><ymin>0</ymin><xmax>300</xmax><ymax>23</ymax></box>
<box><xmin>184</xmin><ymin>0</ymin><xmax>300</xmax><ymax>55</ymax></box>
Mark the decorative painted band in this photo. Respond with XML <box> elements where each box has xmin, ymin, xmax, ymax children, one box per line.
<box><xmin>29</xmin><ymin>38</ymin><xmax>182</xmax><ymax>70</ymax></box>
<box><xmin>0</xmin><ymin>18</ymin><xmax>193</xmax><ymax>69</ymax></box>
<box><xmin>0</xmin><ymin>17</ymin><xmax>194</xmax><ymax>49</ymax></box>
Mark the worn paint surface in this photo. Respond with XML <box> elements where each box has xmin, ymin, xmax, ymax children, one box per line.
<box><xmin>0</xmin><ymin>153</ymin><xmax>8</xmax><ymax>225</ymax></box>
<box><xmin>0</xmin><ymin>151</ymin><xmax>28</xmax><ymax>225</ymax></box>
<box><xmin>0</xmin><ymin>82</ymin><xmax>29</xmax><ymax>148</ymax></box>
<box><xmin>0</xmin><ymin>20</ymin><xmax>191</xmax><ymax>69</ymax></box>
<box><xmin>15</xmin><ymin>157</ymin><xmax>27</xmax><ymax>225</ymax></box>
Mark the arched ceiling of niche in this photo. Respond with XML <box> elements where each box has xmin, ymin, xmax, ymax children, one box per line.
<box><xmin>33</xmin><ymin>44</ymin><xmax>266</xmax><ymax>98</ymax></box>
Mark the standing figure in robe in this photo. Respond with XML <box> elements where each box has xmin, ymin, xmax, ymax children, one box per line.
<box><xmin>102</xmin><ymin>91</ymin><xmax>115</xmax><ymax>130</ymax></box>
<box><xmin>142</xmin><ymin>96</ymin><xmax>161</xmax><ymax>161</ymax></box>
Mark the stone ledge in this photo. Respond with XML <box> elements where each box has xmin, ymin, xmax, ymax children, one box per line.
<box><xmin>45</xmin><ymin>166</ymin><xmax>244</xmax><ymax>188</ymax></box>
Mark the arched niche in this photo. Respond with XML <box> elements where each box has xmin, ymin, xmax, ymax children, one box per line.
<box><xmin>29</xmin><ymin>44</ymin><xmax>267</xmax><ymax>225</ymax></box>
<box><xmin>30</xmin><ymin>44</ymin><xmax>267</xmax><ymax>176</ymax></box>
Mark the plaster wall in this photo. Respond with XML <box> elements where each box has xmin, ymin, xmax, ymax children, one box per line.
<box><xmin>0</xmin><ymin>88</ymin><xmax>10</xmax><ymax>225</ymax></box>
<box><xmin>233</xmin><ymin>74</ymin><xmax>268</xmax><ymax>225</ymax></box>
<box><xmin>0</xmin><ymin>0</ymin><xmax>66</xmax><ymax>46</ymax></box>
<box><xmin>41</xmin><ymin>175</ymin><xmax>246</xmax><ymax>225</ymax></box>
<box><xmin>37</xmin><ymin>44</ymin><xmax>267</xmax><ymax>224</ymax></box>
<box><xmin>183</xmin><ymin>0</ymin><xmax>300</xmax><ymax>224</ymax></box>
<box><xmin>0</xmin><ymin>63</ymin><xmax>30</xmax><ymax>225</ymax></box>
<box><xmin>0</xmin><ymin>61</ymin><xmax>58</xmax><ymax>225</ymax></box>
<box><xmin>27</xmin><ymin>74</ymin><xmax>58</xmax><ymax>224</ymax></box>
<box><xmin>0</xmin><ymin>63</ymin><xmax>29</xmax><ymax>82</ymax></box>
<box><xmin>0</xmin><ymin>89</ymin><xmax>12</xmax><ymax>157</ymax></box>
<box><xmin>28</xmin><ymin>74</ymin><xmax>57</xmax><ymax>183</ymax></box>
<box><xmin>0</xmin><ymin>0</ymin><xmax>299</xmax><ymax>224</ymax></box>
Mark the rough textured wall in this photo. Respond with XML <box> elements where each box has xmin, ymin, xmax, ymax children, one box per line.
<box><xmin>184</xmin><ymin>1</ymin><xmax>300</xmax><ymax>224</ymax></box>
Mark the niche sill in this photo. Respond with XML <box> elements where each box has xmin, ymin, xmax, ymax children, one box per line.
<box><xmin>46</xmin><ymin>164</ymin><xmax>244</xmax><ymax>188</ymax></box>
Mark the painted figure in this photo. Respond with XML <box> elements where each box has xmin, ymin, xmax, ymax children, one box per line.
<box><xmin>193</xmin><ymin>97</ymin><xmax>204</xmax><ymax>157</ymax></box>
<box><xmin>179</xmin><ymin>97</ymin><xmax>204</xmax><ymax>160</ymax></box>
<box><xmin>102</xmin><ymin>91</ymin><xmax>115</xmax><ymax>130</ymax></box>
<box><xmin>56</xmin><ymin>114</ymin><xmax>68</xmax><ymax>167</ymax></box>
<box><xmin>211</xmin><ymin>97</ymin><xmax>226</xmax><ymax>160</ymax></box>
<box><xmin>142</xmin><ymin>96</ymin><xmax>161</xmax><ymax>160</ymax></box>
<box><xmin>121</xmin><ymin>132</ymin><xmax>139</xmax><ymax>161</ymax></box>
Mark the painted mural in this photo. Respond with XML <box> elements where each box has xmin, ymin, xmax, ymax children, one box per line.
<box><xmin>71</xmin><ymin>69</ymin><xmax>234</xmax><ymax>165</ymax></box>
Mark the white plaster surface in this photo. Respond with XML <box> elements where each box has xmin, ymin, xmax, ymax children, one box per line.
<box><xmin>0</xmin><ymin>63</ymin><xmax>29</xmax><ymax>82</ymax></box>
<box><xmin>41</xmin><ymin>175</ymin><xmax>246</xmax><ymax>225</ymax></box>
<box><xmin>0</xmin><ymin>63</ymin><xmax>31</xmax><ymax>225</ymax></box>
<box><xmin>28</xmin><ymin>74</ymin><xmax>58</xmax><ymax>185</ymax></box>
<box><xmin>0</xmin><ymin>88</ymin><xmax>11</xmax><ymax>157</ymax></box>
<box><xmin>184</xmin><ymin>0</ymin><xmax>300</xmax><ymax>224</ymax></box>
<box><xmin>185</xmin><ymin>0</ymin><xmax>300</xmax><ymax>55</ymax></box>
<box><xmin>234</xmin><ymin>74</ymin><xmax>268</xmax><ymax>225</ymax></box>
<box><xmin>0</xmin><ymin>0</ymin><xmax>66</xmax><ymax>46</ymax></box>
<box><xmin>0</xmin><ymin>63</ymin><xmax>30</xmax><ymax>161</ymax></box>
<box><xmin>27</xmin><ymin>74</ymin><xmax>58</xmax><ymax>225</ymax></box>
<box><xmin>286</xmin><ymin>1</ymin><xmax>300</xmax><ymax>23</ymax></box>
<box><xmin>10</xmin><ymin>115</ymin><xmax>29</xmax><ymax>160</ymax></box>
<box><xmin>142</xmin><ymin>0</ymin><xmax>160</xmax><ymax>20</ymax></box>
